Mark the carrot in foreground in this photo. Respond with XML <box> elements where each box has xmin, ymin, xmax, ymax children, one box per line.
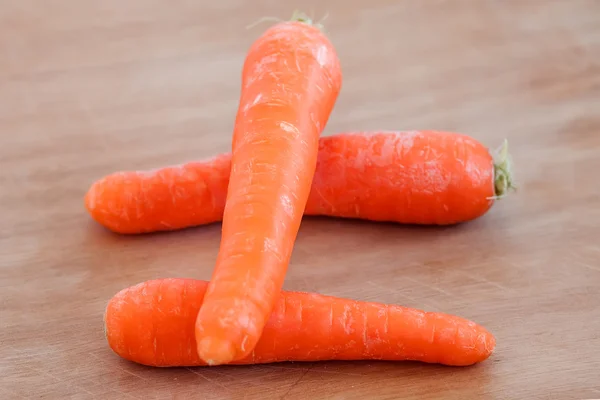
<box><xmin>193</xmin><ymin>13</ymin><xmax>342</xmax><ymax>365</ymax></box>
<box><xmin>85</xmin><ymin>131</ymin><xmax>514</xmax><ymax>234</ymax></box>
<box><xmin>105</xmin><ymin>278</ymin><xmax>496</xmax><ymax>367</ymax></box>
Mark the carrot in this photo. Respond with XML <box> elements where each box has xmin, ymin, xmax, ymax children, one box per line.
<box><xmin>194</xmin><ymin>13</ymin><xmax>342</xmax><ymax>365</ymax></box>
<box><xmin>85</xmin><ymin>153</ymin><xmax>232</xmax><ymax>233</ymax></box>
<box><xmin>105</xmin><ymin>278</ymin><xmax>496</xmax><ymax>367</ymax></box>
<box><xmin>85</xmin><ymin>131</ymin><xmax>514</xmax><ymax>233</ymax></box>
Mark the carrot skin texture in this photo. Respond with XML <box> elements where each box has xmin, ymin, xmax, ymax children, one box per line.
<box><xmin>194</xmin><ymin>20</ymin><xmax>342</xmax><ymax>365</ymax></box>
<box><xmin>105</xmin><ymin>279</ymin><xmax>496</xmax><ymax>367</ymax></box>
<box><xmin>85</xmin><ymin>154</ymin><xmax>231</xmax><ymax>233</ymax></box>
<box><xmin>86</xmin><ymin>131</ymin><xmax>495</xmax><ymax>234</ymax></box>
<box><xmin>308</xmin><ymin>131</ymin><xmax>495</xmax><ymax>224</ymax></box>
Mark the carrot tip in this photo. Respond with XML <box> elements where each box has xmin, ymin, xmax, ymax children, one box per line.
<box><xmin>490</xmin><ymin>139</ymin><xmax>516</xmax><ymax>200</ymax></box>
<box><xmin>197</xmin><ymin>337</ymin><xmax>236</xmax><ymax>366</ymax></box>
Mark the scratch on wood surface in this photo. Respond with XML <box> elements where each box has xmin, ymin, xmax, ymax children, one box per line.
<box><xmin>366</xmin><ymin>280</ymin><xmax>440</xmax><ymax>311</ymax></box>
<box><xmin>186</xmin><ymin>368</ymin><xmax>231</xmax><ymax>392</ymax></box>
<box><xmin>5</xmin><ymin>345</ymin><xmax>58</xmax><ymax>360</ymax></box>
<box><xmin>28</xmin><ymin>366</ymin><xmax>96</xmax><ymax>398</ymax></box>
<box><xmin>279</xmin><ymin>364</ymin><xmax>313</xmax><ymax>400</ymax></box>
<box><xmin>114</xmin><ymin>363</ymin><xmax>149</xmax><ymax>382</ymax></box>
<box><xmin>257</xmin><ymin>364</ymin><xmax>306</xmax><ymax>373</ymax></box>
<box><xmin>261</xmin><ymin>364</ymin><xmax>363</xmax><ymax>377</ymax></box>
<box><xmin>109</xmin><ymin>388</ymin><xmax>142</xmax><ymax>400</ymax></box>
<box><xmin>87</xmin><ymin>351</ymin><xmax>115</xmax><ymax>365</ymax></box>
<box><xmin>87</xmin><ymin>351</ymin><xmax>105</xmax><ymax>360</ymax></box>
<box><xmin>403</xmin><ymin>276</ymin><xmax>453</xmax><ymax>297</ymax></box>
<box><xmin>86</xmin><ymin>358</ymin><xmax>143</xmax><ymax>399</ymax></box>
<box><xmin>458</xmin><ymin>270</ymin><xmax>512</xmax><ymax>292</ymax></box>
<box><xmin>208</xmin><ymin>368</ymin><xmax>279</xmax><ymax>391</ymax></box>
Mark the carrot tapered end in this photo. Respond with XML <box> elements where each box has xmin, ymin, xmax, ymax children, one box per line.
<box><xmin>483</xmin><ymin>329</ymin><xmax>497</xmax><ymax>356</ymax></box>
<box><xmin>197</xmin><ymin>337</ymin><xmax>236</xmax><ymax>366</ymax></box>
<box><xmin>471</xmin><ymin>326</ymin><xmax>497</xmax><ymax>365</ymax></box>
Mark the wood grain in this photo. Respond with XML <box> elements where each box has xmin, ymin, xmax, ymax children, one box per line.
<box><xmin>1</xmin><ymin>0</ymin><xmax>599</xmax><ymax>399</ymax></box>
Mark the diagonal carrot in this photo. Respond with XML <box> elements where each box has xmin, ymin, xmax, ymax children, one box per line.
<box><xmin>194</xmin><ymin>12</ymin><xmax>342</xmax><ymax>365</ymax></box>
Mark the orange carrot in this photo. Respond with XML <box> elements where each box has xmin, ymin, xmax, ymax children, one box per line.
<box><xmin>85</xmin><ymin>153</ymin><xmax>232</xmax><ymax>233</ymax></box>
<box><xmin>194</xmin><ymin>13</ymin><xmax>342</xmax><ymax>365</ymax></box>
<box><xmin>85</xmin><ymin>131</ymin><xmax>514</xmax><ymax>234</ymax></box>
<box><xmin>105</xmin><ymin>278</ymin><xmax>496</xmax><ymax>367</ymax></box>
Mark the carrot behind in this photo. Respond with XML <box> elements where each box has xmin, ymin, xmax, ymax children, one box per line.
<box><xmin>85</xmin><ymin>131</ymin><xmax>514</xmax><ymax>233</ymax></box>
<box><xmin>195</xmin><ymin>14</ymin><xmax>342</xmax><ymax>365</ymax></box>
<box><xmin>105</xmin><ymin>278</ymin><xmax>496</xmax><ymax>367</ymax></box>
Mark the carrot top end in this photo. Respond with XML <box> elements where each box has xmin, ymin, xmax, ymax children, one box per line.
<box><xmin>246</xmin><ymin>11</ymin><xmax>328</xmax><ymax>31</ymax></box>
<box><xmin>289</xmin><ymin>10</ymin><xmax>327</xmax><ymax>30</ymax></box>
<box><xmin>491</xmin><ymin>139</ymin><xmax>516</xmax><ymax>199</ymax></box>
<box><xmin>102</xmin><ymin>304</ymin><xmax>109</xmax><ymax>340</ymax></box>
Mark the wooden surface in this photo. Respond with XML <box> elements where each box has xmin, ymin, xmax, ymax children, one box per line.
<box><xmin>1</xmin><ymin>1</ymin><xmax>599</xmax><ymax>399</ymax></box>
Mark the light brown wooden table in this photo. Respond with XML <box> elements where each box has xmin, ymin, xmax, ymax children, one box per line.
<box><xmin>2</xmin><ymin>1</ymin><xmax>599</xmax><ymax>399</ymax></box>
